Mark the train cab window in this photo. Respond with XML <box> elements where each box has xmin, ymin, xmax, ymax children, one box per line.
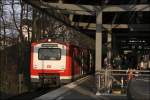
<box><xmin>38</xmin><ymin>48</ymin><xmax>61</xmax><ymax>60</ymax></box>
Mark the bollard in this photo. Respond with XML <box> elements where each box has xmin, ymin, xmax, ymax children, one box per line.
<box><xmin>96</xmin><ymin>72</ymin><xmax>101</xmax><ymax>95</ymax></box>
<box><xmin>121</xmin><ymin>77</ymin><xmax>123</xmax><ymax>87</ymax></box>
<box><xmin>121</xmin><ymin>77</ymin><xmax>124</xmax><ymax>93</ymax></box>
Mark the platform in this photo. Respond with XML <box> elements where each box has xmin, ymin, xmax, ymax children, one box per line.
<box><xmin>34</xmin><ymin>75</ymin><xmax>127</xmax><ymax>100</ymax></box>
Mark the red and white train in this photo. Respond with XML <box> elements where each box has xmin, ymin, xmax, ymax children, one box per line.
<box><xmin>30</xmin><ymin>39</ymin><xmax>95</xmax><ymax>87</ymax></box>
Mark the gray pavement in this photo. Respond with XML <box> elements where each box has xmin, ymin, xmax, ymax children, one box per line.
<box><xmin>35</xmin><ymin>75</ymin><xmax>128</xmax><ymax>100</ymax></box>
<box><xmin>55</xmin><ymin>92</ymin><xmax>127</xmax><ymax>100</ymax></box>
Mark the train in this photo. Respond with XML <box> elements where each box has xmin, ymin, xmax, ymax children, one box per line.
<box><xmin>30</xmin><ymin>39</ymin><xmax>95</xmax><ymax>87</ymax></box>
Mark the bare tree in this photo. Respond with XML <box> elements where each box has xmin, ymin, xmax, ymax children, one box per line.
<box><xmin>1</xmin><ymin>1</ymin><xmax>6</xmax><ymax>49</ymax></box>
<box><xmin>11</xmin><ymin>0</ymin><xmax>24</xmax><ymax>42</ymax></box>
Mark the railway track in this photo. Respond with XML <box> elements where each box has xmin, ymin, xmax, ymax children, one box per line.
<box><xmin>6</xmin><ymin>87</ymin><xmax>57</xmax><ymax>100</ymax></box>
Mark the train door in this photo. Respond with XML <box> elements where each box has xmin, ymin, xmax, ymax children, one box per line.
<box><xmin>89</xmin><ymin>50</ymin><xmax>93</xmax><ymax>73</ymax></box>
<box><xmin>71</xmin><ymin>47</ymin><xmax>81</xmax><ymax>81</ymax></box>
<box><xmin>81</xmin><ymin>50</ymin><xmax>84</xmax><ymax>75</ymax></box>
<box><xmin>71</xmin><ymin>47</ymin><xmax>75</xmax><ymax>81</ymax></box>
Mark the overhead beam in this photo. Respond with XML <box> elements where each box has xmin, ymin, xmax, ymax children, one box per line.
<box><xmin>45</xmin><ymin>3</ymin><xmax>150</xmax><ymax>13</ymax></box>
<box><xmin>71</xmin><ymin>22</ymin><xmax>129</xmax><ymax>29</ymax></box>
<box><xmin>23</xmin><ymin>0</ymin><xmax>80</xmax><ymax>33</ymax></box>
<box><xmin>103</xmin><ymin>24</ymin><xmax>129</xmax><ymax>29</ymax></box>
<box><xmin>71</xmin><ymin>22</ymin><xmax>95</xmax><ymax>30</ymax></box>
<box><xmin>57</xmin><ymin>9</ymin><xmax>94</xmax><ymax>15</ymax></box>
<box><xmin>103</xmin><ymin>4</ymin><xmax>150</xmax><ymax>12</ymax></box>
<box><xmin>41</xmin><ymin>2</ymin><xmax>98</xmax><ymax>11</ymax></box>
<box><xmin>50</xmin><ymin>4</ymin><xmax>150</xmax><ymax>15</ymax></box>
<box><xmin>71</xmin><ymin>22</ymin><xmax>150</xmax><ymax>31</ymax></box>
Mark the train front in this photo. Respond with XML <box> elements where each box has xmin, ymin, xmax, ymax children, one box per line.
<box><xmin>30</xmin><ymin>40</ymin><xmax>70</xmax><ymax>87</ymax></box>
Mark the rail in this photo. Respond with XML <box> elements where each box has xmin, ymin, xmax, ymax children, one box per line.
<box><xmin>96</xmin><ymin>69</ymin><xmax>150</xmax><ymax>94</ymax></box>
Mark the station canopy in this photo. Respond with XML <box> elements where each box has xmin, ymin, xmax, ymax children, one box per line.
<box><xmin>24</xmin><ymin>0</ymin><xmax>150</xmax><ymax>50</ymax></box>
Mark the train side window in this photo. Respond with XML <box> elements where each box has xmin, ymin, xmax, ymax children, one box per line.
<box><xmin>38</xmin><ymin>48</ymin><xmax>61</xmax><ymax>60</ymax></box>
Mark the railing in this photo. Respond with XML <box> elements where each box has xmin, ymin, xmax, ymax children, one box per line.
<box><xmin>96</xmin><ymin>69</ymin><xmax>150</xmax><ymax>94</ymax></box>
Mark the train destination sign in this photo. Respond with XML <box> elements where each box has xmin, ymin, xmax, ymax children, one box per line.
<box><xmin>41</xmin><ymin>44</ymin><xmax>58</xmax><ymax>47</ymax></box>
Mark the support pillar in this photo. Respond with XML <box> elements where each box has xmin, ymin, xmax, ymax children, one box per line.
<box><xmin>95</xmin><ymin>9</ymin><xmax>102</xmax><ymax>95</ymax></box>
<box><xmin>107</xmin><ymin>30</ymin><xmax>112</xmax><ymax>67</ymax></box>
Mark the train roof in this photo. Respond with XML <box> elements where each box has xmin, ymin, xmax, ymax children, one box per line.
<box><xmin>31</xmin><ymin>38</ymin><xmax>94</xmax><ymax>50</ymax></box>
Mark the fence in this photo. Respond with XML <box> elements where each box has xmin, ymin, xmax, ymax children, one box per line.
<box><xmin>96</xmin><ymin>69</ymin><xmax>150</xmax><ymax>94</ymax></box>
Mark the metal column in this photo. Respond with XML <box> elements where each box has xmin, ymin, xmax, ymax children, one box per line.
<box><xmin>107</xmin><ymin>30</ymin><xmax>112</xmax><ymax>67</ymax></box>
<box><xmin>95</xmin><ymin>9</ymin><xmax>102</xmax><ymax>95</ymax></box>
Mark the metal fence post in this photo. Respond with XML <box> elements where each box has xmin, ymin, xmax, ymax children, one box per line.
<box><xmin>19</xmin><ymin>73</ymin><xmax>22</xmax><ymax>94</ymax></box>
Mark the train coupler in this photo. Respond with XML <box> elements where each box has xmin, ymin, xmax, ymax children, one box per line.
<box><xmin>39</xmin><ymin>73</ymin><xmax>60</xmax><ymax>87</ymax></box>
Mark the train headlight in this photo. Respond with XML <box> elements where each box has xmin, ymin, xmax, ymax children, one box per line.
<box><xmin>48</xmin><ymin>39</ymin><xmax>51</xmax><ymax>42</ymax></box>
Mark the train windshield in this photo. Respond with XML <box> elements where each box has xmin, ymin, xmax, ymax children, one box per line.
<box><xmin>38</xmin><ymin>48</ymin><xmax>61</xmax><ymax>60</ymax></box>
